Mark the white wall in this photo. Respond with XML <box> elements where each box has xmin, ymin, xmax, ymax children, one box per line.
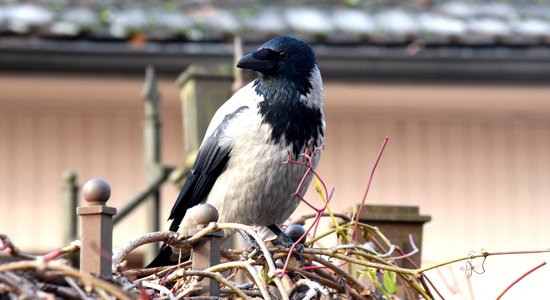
<box><xmin>1</xmin><ymin>75</ymin><xmax>549</xmax><ymax>298</ymax></box>
<box><xmin>299</xmin><ymin>83</ymin><xmax>550</xmax><ymax>299</ymax></box>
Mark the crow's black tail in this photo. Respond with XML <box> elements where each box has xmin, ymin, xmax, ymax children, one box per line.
<box><xmin>146</xmin><ymin>244</ymin><xmax>191</xmax><ymax>268</ymax></box>
<box><xmin>146</xmin><ymin>245</ymin><xmax>174</xmax><ymax>268</ymax></box>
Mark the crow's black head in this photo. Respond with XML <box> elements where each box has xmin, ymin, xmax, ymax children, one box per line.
<box><xmin>237</xmin><ymin>36</ymin><xmax>316</xmax><ymax>95</ymax></box>
<box><xmin>237</xmin><ymin>36</ymin><xmax>323</xmax><ymax>157</ymax></box>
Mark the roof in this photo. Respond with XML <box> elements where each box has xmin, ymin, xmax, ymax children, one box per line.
<box><xmin>2</xmin><ymin>1</ymin><xmax>550</xmax><ymax>44</ymax></box>
<box><xmin>1</xmin><ymin>1</ymin><xmax>550</xmax><ymax>82</ymax></box>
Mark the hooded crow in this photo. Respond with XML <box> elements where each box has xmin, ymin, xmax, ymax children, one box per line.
<box><xmin>148</xmin><ymin>36</ymin><xmax>325</xmax><ymax>267</ymax></box>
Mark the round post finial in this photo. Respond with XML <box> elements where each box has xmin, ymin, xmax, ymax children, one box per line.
<box><xmin>82</xmin><ymin>178</ymin><xmax>111</xmax><ymax>204</ymax></box>
<box><xmin>177</xmin><ymin>204</ymin><xmax>219</xmax><ymax>236</ymax></box>
<box><xmin>187</xmin><ymin>203</ymin><xmax>219</xmax><ymax>225</ymax></box>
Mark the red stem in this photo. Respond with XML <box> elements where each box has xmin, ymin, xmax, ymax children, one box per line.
<box><xmin>280</xmin><ymin>144</ymin><xmax>334</xmax><ymax>275</ymax></box>
<box><xmin>496</xmin><ymin>261</ymin><xmax>546</xmax><ymax>300</ymax></box>
<box><xmin>352</xmin><ymin>137</ymin><xmax>389</xmax><ymax>241</ymax></box>
<box><xmin>42</xmin><ymin>249</ymin><xmax>64</xmax><ymax>261</ymax></box>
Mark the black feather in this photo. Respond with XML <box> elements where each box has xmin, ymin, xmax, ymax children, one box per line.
<box><xmin>256</xmin><ymin>36</ymin><xmax>316</xmax><ymax>96</ymax></box>
<box><xmin>146</xmin><ymin>243</ymin><xmax>183</xmax><ymax>268</ymax></box>
<box><xmin>168</xmin><ymin>137</ymin><xmax>230</xmax><ymax>231</ymax></box>
<box><xmin>168</xmin><ymin>106</ymin><xmax>248</xmax><ymax>232</ymax></box>
<box><xmin>255</xmin><ymin>79</ymin><xmax>324</xmax><ymax>157</ymax></box>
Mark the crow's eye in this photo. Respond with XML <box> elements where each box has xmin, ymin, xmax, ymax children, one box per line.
<box><xmin>279</xmin><ymin>52</ymin><xmax>289</xmax><ymax>61</ymax></box>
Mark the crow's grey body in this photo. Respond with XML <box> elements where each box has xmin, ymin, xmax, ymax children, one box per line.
<box><xmin>204</xmin><ymin>67</ymin><xmax>324</xmax><ymax>226</ymax></box>
<box><xmin>148</xmin><ymin>36</ymin><xmax>324</xmax><ymax>267</ymax></box>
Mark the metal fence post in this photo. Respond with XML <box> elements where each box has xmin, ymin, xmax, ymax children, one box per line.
<box><xmin>192</xmin><ymin>232</ymin><xmax>223</xmax><ymax>296</ymax></box>
<box><xmin>142</xmin><ymin>65</ymin><xmax>162</xmax><ymax>263</ymax></box>
<box><xmin>181</xmin><ymin>204</ymin><xmax>221</xmax><ymax>296</ymax></box>
<box><xmin>62</xmin><ymin>170</ymin><xmax>79</xmax><ymax>266</ymax></box>
<box><xmin>77</xmin><ymin>179</ymin><xmax>116</xmax><ymax>277</ymax></box>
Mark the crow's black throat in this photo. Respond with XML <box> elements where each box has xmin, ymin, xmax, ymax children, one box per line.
<box><xmin>255</xmin><ymin>78</ymin><xmax>323</xmax><ymax>157</ymax></box>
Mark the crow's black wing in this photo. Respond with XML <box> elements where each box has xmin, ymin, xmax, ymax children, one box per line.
<box><xmin>168</xmin><ymin>136</ymin><xmax>231</xmax><ymax>231</ymax></box>
<box><xmin>167</xmin><ymin>105</ymin><xmax>249</xmax><ymax>232</ymax></box>
<box><xmin>147</xmin><ymin>106</ymin><xmax>248</xmax><ymax>268</ymax></box>
<box><xmin>146</xmin><ymin>138</ymin><xmax>230</xmax><ymax>268</ymax></box>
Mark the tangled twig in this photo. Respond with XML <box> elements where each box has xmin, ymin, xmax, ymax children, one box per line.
<box><xmin>0</xmin><ymin>234</ymin><xmax>36</xmax><ymax>260</ymax></box>
<box><xmin>3</xmin><ymin>224</ymin><xmax>550</xmax><ymax>300</ymax></box>
<box><xmin>0</xmin><ymin>259</ymin><xmax>130</xmax><ymax>299</ymax></box>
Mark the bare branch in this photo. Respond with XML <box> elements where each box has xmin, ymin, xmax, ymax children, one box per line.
<box><xmin>112</xmin><ymin>231</ymin><xmax>179</xmax><ymax>270</ymax></box>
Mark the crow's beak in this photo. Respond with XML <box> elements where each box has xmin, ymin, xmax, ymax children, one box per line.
<box><xmin>236</xmin><ymin>51</ymin><xmax>277</xmax><ymax>72</ymax></box>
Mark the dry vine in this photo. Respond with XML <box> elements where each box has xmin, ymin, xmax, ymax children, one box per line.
<box><xmin>2</xmin><ymin>222</ymin><xmax>549</xmax><ymax>299</ymax></box>
<box><xmin>2</xmin><ymin>139</ymin><xmax>549</xmax><ymax>299</ymax></box>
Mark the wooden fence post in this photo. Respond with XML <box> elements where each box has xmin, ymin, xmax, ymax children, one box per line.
<box><xmin>77</xmin><ymin>179</ymin><xmax>116</xmax><ymax>277</ymax></box>
<box><xmin>176</xmin><ymin>65</ymin><xmax>233</xmax><ymax>171</ymax></box>
<box><xmin>353</xmin><ymin>205</ymin><xmax>431</xmax><ymax>268</ymax></box>
<box><xmin>351</xmin><ymin>205</ymin><xmax>431</xmax><ymax>299</ymax></box>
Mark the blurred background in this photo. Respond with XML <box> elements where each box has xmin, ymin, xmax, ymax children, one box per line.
<box><xmin>1</xmin><ymin>0</ymin><xmax>550</xmax><ymax>298</ymax></box>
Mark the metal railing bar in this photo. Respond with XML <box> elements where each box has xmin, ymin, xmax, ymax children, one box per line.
<box><xmin>113</xmin><ymin>166</ymin><xmax>174</xmax><ymax>225</ymax></box>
